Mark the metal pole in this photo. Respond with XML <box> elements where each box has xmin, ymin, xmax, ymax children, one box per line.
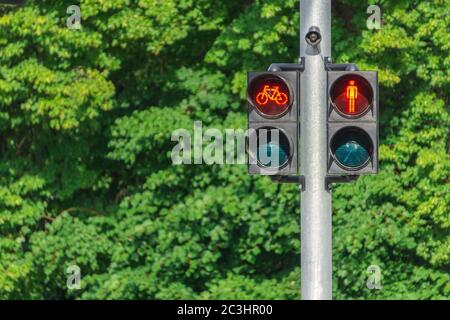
<box><xmin>299</xmin><ymin>0</ymin><xmax>332</xmax><ymax>300</ymax></box>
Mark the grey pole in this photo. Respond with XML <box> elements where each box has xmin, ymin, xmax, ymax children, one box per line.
<box><xmin>299</xmin><ymin>0</ymin><xmax>333</xmax><ymax>300</ymax></box>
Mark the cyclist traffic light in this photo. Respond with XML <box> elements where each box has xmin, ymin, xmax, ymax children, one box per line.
<box><xmin>247</xmin><ymin>71</ymin><xmax>299</xmax><ymax>175</ymax></box>
<box><xmin>327</xmin><ymin>71</ymin><xmax>378</xmax><ymax>175</ymax></box>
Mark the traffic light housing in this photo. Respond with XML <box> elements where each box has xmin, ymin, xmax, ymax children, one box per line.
<box><xmin>327</xmin><ymin>71</ymin><xmax>378</xmax><ymax>175</ymax></box>
<box><xmin>247</xmin><ymin>71</ymin><xmax>299</xmax><ymax>175</ymax></box>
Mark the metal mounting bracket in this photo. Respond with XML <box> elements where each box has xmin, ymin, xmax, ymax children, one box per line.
<box><xmin>266</xmin><ymin>59</ymin><xmax>305</xmax><ymax>191</ymax></box>
<box><xmin>325</xmin><ymin>175</ymin><xmax>359</xmax><ymax>191</ymax></box>
<box><xmin>268</xmin><ymin>57</ymin><xmax>305</xmax><ymax>72</ymax></box>
<box><xmin>324</xmin><ymin>57</ymin><xmax>359</xmax><ymax>71</ymax></box>
<box><xmin>0</xmin><ymin>0</ymin><xmax>27</xmax><ymax>6</ymax></box>
<box><xmin>270</xmin><ymin>175</ymin><xmax>306</xmax><ymax>191</ymax></box>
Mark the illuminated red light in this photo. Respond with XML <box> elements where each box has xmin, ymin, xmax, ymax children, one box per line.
<box><xmin>249</xmin><ymin>76</ymin><xmax>291</xmax><ymax>117</ymax></box>
<box><xmin>330</xmin><ymin>75</ymin><xmax>373</xmax><ymax>117</ymax></box>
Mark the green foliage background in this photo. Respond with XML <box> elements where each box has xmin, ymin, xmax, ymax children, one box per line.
<box><xmin>0</xmin><ymin>0</ymin><xmax>448</xmax><ymax>299</ymax></box>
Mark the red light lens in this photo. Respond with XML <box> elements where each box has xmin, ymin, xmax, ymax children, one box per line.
<box><xmin>249</xmin><ymin>76</ymin><xmax>291</xmax><ymax>117</ymax></box>
<box><xmin>330</xmin><ymin>75</ymin><xmax>373</xmax><ymax>117</ymax></box>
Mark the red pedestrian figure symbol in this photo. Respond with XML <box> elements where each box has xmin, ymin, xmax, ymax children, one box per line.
<box><xmin>346</xmin><ymin>80</ymin><xmax>358</xmax><ymax>113</ymax></box>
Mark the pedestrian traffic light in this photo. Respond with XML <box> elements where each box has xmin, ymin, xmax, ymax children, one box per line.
<box><xmin>247</xmin><ymin>71</ymin><xmax>299</xmax><ymax>175</ymax></box>
<box><xmin>327</xmin><ymin>71</ymin><xmax>378</xmax><ymax>174</ymax></box>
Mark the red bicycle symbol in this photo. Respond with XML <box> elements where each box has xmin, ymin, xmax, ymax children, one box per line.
<box><xmin>256</xmin><ymin>85</ymin><xmax>288</xmax><ymax>106</ymax></box>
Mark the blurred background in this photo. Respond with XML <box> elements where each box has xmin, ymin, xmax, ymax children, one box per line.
<box><xmin>0</xmin><ymin>0</ymin><xmax>448</xmax><ymax>299</ymax></box>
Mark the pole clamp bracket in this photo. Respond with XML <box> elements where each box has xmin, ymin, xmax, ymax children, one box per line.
<box><xmin>325</xmin><ymin>175</ymin><xmax>359</xmax><ymax>191</ymax></box>
<box><xmin>324</xmin><ymin>57</ymin><xmax>359</xmax><ymax>71</ymax></box>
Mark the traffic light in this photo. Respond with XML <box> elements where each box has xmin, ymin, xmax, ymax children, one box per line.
<box><xmin>247</xmin><ymin>71</ymin><xmax>299</xmax><ymax>175</ymax></box>
<box><xmin>327</xmin><ymin>71</ymin><xmax>378</xmax><ymax>175</ymax></box>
